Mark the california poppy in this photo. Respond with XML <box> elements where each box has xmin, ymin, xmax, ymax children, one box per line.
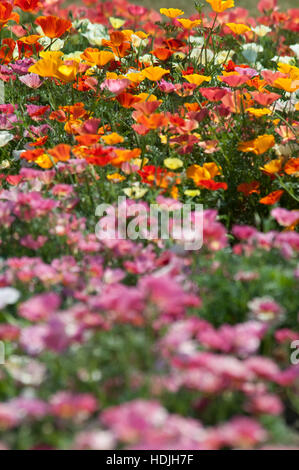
<box><xmin>284</xmin><ymin>157</ymin><xmax>299</xmax><ymax>176</ymax></box>
<box><xmin>28</xmin><ymin>51</ymin><xmax>78</xmax><ymax>83</ymax></box>
<box><xmin>218</xmin><ymin>74</ymin><xmax>249</xmax><ymax>87</ymax></box>
<box><xmin>151</xmin><ymin>48</ymin><xmax>173</xmax><ymax>61</ymax></box>
<box><xmin>197</xmin><ymin>180</ymin><xmax>228</xmax><ymax>190</ymax></box>
<box><xmin>102</xmin><ymin>31</ymin><xmax>131</xmax><ymax>58</ymax></box>
<box><xmin>250</xmin><ymin>91</ymin><xmax>281</xmax><ymax>106</ymax></box>
<box><xmin>142</xmin><ymin>66</ymin><xmax>170</xmax><ymax>82</ymax></box>
<box><xmin>75</xmin><ymin>135</ymin><xmax>101</xmax><ymax>146</ymax></box>
<box><xmin>35</xmin><ymin>15</ymin><xmax>72</xmax><ymax>38</ymax></box>
<box><xmin>246</xmin><ymin>107</ymin><xmax>271</xmax><ymax>117</ymax></box>
<box><xmin>177</xmin><ymin>19</ymin><xmax>201</xmax><ymax>30</ymax></box>
<box><xmin>237</xmin><ymin>181</ymin><xmax>260</xmax><ymax>196</ymax></box>
<box><xmin>206</xmin><ymin>0</ymin><xmax>234</xmax><ymax>13</ymax></box>
<box><xmin>15</xmin><ymin>0</ymin><xmax>40</xmax><ymax>12</ymax></box>
<box><xmin>259</xmin><ymin>190</ymin><xmax>284</xmax><ymax>205</ymax></box>
<box><xmin>0</xmin><ymin>38</ymin><xmax>16</xmax><ymax>64</ymax></box>
<box><xmin>160</xmin><ymin>8</ymin><xmax>184</xmax><ymax>18</ymax></box>
<box><xmin>0</xmin><ymin>2</ymin><xmax>19</xmax><ymax>29</ymax></box>
<box><xmin>48</xmin><ymin>144</ymin><xmax>71</xmax><ymax>162</ymax></box>
<box><xmin>184</xmin><ymin>74</ymin><xmax>211</xmax><ymax>86</ymax></box>
<box><xmin>260</xmin><ymin>158</ymin><xmax>283</xmax><ymax>175</ymax></box>
<box><xmin>225</xmin><ymin>23</ymin><xmax>251</xmax><ymax>34</ymax></box>
<box><xmin>80</xmin><ymin>48</ymin><xmax>115</xmax><ymax>67</ymax></box>
<box><xmin>238</xmin><ymin>134</ymin><xmax>275</xmax><ymax>155</ymax></box>
<box><xmin>101</xmin><ymin>133</ymin><xmax>124</xmax><ymax>145</ymax></box>
<box><xmin>116</xmin><ymin>93</ymin><xmax>142</xmax><ymax>108</ymax></box>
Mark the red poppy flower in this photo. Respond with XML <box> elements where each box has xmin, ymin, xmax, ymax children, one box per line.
<box><xmin>15</xmin><ymin>0</ymin><xmax>40</xmax><ymax>12</ymax></box>
<box><xmin>197</xmin><ymin>180</ymin><xmax>228</xmax><ymax>190</ymax></box>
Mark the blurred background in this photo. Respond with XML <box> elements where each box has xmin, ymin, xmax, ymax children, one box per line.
<box><xmin>136</xmin><ymin>0</ymin><xmax>297</xmax><ymax>14</ymax></box>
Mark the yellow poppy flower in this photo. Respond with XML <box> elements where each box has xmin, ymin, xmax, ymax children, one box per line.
<box><xmin>246</xmin><ymin>108</ymin><xmax>272</xmax><ymax>117</ymax></box>
<box><xmin>184</xmin><ymin>189</ymin><xmax>201</xmax><ymax>197</ymax></box>
<box><xmin>164</xmin><ymin>158</ymin><xmax>183</xmax><ymax>170</ymax></box>
<box><xmin>226</xmin><ymin>23</ymin><xmax>251</xmax><ymax>34</ymax></box>
<box><xmin>260</xmin><ymin>158</ymin><xmax>283</xmax><ymax>174</ymax></box>
<box><xmin>109</xmin><ymin>17</ymin><xmax>126</xmax><ymax>29</ymax></box>
<box><xmin>160</xmin><ymin>8</ymin><xmax>184</xmax><ymax>18</ymax></box>
<box><xmin>106</xmin><ymin>172</ymin><xmax>126</xmax><ymax>182</ymax></box>
<box><xmin>142</xmin><ymin>66</ymin><xmax>170</xmax><ymax>81</ymax></box>
<box><xmin>206</xmin><ymin>0</ymin><xmax>234</xmax><ymax>13</ymax></box>
<box><xmin>101</xmin><ymin>133</ymin><xmax>124</xmax><ymax>145</ymax></box>
<box><xmin>184</xmin><ymin>74</ymin><xmax>211</xmax><ymax>86</ymax></box>
<box><xmin>177</xmin><ymin>19</ymin><xmax>202</xmax><ymax>30</ymax></box>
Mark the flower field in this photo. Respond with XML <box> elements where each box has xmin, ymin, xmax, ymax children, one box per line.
<box><xmin>0</xmin><ymin>0</ymin><xmax>298</xmax><ymax>450</ymax></box>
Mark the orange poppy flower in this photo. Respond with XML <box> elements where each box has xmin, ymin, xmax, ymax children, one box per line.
<box><xmin>19</xmin><ymin>35</ymin><xmax>42</xmax><ymax>45</ymax></box>
<box><xmin>75</xmin><ymin>134</ymin><xmax>101</xmax><ymax>146</ymax></box>
<box><xmin>15</xmin><ymin>0</ymin><xmax>40</xmax><ymax>12</ymax></box>
<box><xmin>0</xmin><ymin>2</ymin><xmax>19</xmax><ymax>29</ymax></box>
<box><xmin>101</xmin><ymin>133</ymin><xmax>124</xmax><ymax>145</ymax></box>
<box><xmin>137</xmin><ymin>113</ymin><xmax>168</xmax><ymax>130</ymax></box>
<box><xmin>35</xmin><ymin>15</ymin><xmax>72</xmax><ymax>38</ymax></box>
<box><xmin>187</xmin><ymin>163</ymin><xmax>220</xmax><ymax>184</ymax></box>
<box><xmin>116</xmin><ymin>92</ymin><xmax>142</xmax><ymax>108</ymax></box>
<box><xmin>151</xmin><ymin>48</ymin><xmax>173</xmax><ymax>61</ymax></box>
<box><xmin>284</xmin><ymin>157</ymin><xmax>299</xmax><ymax>176</ymax></box>
<box><xmin>259</xmin><ymin>190</ymin><xmax>284</xmax><ymax>205</ymax></box>
<box><xmin>184</xmin><ymin>103</ymin><xmax>200</xmax><ymax>112</ymax></box>
<box><xmin>111</xmin><ymin>148</ymin><xmax>141</xmax><ymax>166</ymax></box>
<box><xmin>48</xmin><ymin>143</ymin><xmax>71</xmax><ymax>162</ymax></box>
<box><xmin>102</xmin><ymin>31</ymin><xmax>131</xmax><ymax>58</ymax></box>
<box><xmin>238</xmin><ymin>134</ymin><xmax>275</xmax><ymax>155</ymax></box>
<box><xmin>142</xmin><ymin>66</ymin><xmax>170</xmax><ymax>81</ymax></box>
<box><xmin>80</xmin><ymin>48</ymin><xmax>115</xmax><ymax>67</ymax></box>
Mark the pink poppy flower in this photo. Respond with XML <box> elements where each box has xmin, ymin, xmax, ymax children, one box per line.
<box><xmin>19</xmin><ymin>73</ymin><xmax>43</xmax><ymax>89</ymax></box>
<box><xmin>271</xmin><ymin>207</ymin><xmax>299</xmax><ymax>227</ymax></box>
<box><xmin>100</xmin><ymin>79</ymin><xmax>130</xmax><ymax>95</ymax></box>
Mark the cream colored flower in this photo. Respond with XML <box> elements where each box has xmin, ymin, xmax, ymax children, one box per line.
<box><xmin>38</xmin><ymin>37</ymin><xmax>65</xmax><ymax>51</ymax></box>
<box><xmin>0</xmin><ymin>159</ymin><xmax>10</xmax><ymax>169</ymax></box>
<box><xmin>252</xmin><ymin>25</ymin><xmax>272</xmax><ymax>37</ymax></box>
<box><xmin>0</xmin><ymin>131</ymin><xmax>13</xmax><ymax>147</ymax></box>
<box><xmin>123</xmin><ymin>185</ymin><xmax>148</xmax><ymax>199</ymax></box>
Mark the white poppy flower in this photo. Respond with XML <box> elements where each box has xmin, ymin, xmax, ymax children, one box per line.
<box><xmin>252</xmin><ymin>25</ymin><xmax>272</xmax><ymax>37</ymax></box>
<box><xmin>0</xmin><ymin>131</ymin><xmax>13</xmax><ymax>147</ymax></box>
<box><xmin>0</xmin><ymin>287</ymin><xmax>20</xmax><ymax>308</ymax></box>
<box><xmin>290</xmin><ymin>44</ymin><xmax>299</xmax><ymax>59</ymax></box>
